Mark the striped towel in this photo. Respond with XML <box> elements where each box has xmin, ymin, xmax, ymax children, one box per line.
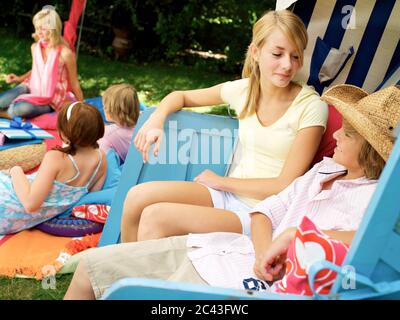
<box><xmin>277</xmin><ymin>0</ymin><xmax>400</xmax><ymax>93</ymax></box>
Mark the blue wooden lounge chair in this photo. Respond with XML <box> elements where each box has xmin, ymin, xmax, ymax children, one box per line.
<box><xmin>102</xmin><ymin>124</ymin><xmax>400</xmax><ymax>300</ymax></box>
<box><xmin>98</xmin><ymin>107</ymin><xmax>238</xmax><ymax>246</ymax></box>
<box><xmin>101</xmin><ymin>0</ymin><xmax>400</xmax><ymax>299</ymax></box>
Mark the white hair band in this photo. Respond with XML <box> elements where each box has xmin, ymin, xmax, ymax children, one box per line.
<box><xmin>66</xmin><ymin>101</ymin><xmax>81</xmax><ymax>121</ymax></box>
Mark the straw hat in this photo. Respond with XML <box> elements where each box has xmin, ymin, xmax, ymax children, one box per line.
<box><xmin>0</xmin><ymin>142</ymin><xmax>46</xmax><ymax>171</ymax></box>
<box><xmin>321</xmin><ymin>84</ymin><xmax>400</xmax><ymax>161</ymax></box>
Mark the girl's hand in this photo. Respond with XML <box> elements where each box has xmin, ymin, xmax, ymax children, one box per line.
<box><xmin>254</xmin><ymin>252</ymin><xmax>269</xmax><ymax>280</ymax></box>
<box><xmin>258</xmin><ymin>228</ymin><xmax>297</xmax><ymax>281</ymax></box>
<box><xmin>134</xmin><ymin>113</ymin><xmax>165</xmax><ymax>163</ymax></box>
<box><xmin>194</xmin><ymin>170</ymin><xmax>224</xmax><ymax>190</ymax></box>
<box><xmin>5</xmin><ymin>73</ymin><xmax>20</xmax><ymax>84</ymax></box>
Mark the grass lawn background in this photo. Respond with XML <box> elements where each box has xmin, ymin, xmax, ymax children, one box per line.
<box><xmin>0</xmin><ymin>29</ymin><xmax>237</xmax><ymax>300</ymax></box>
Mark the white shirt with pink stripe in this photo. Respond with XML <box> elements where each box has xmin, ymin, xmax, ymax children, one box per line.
<box><xmin>186</xmin><ymin>157</ymin><xmax>377</xmax><ymax>291</ymax></box>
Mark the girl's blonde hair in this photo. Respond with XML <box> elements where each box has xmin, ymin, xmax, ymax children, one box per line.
<box><xmin>342</xmin><ymin>119</ymin><xmax>386</xmax><ymax>179</ymax></box>
<box><xmin>32</xmin><ymin>7</ymin><xmax>66</xmax><ymax>47</ymax></box>
<box><xmin>103</xmin><ymin>83</ymin><xmax>140</xmax><ymax>127</ymax></box>
<box><xmin>239</xmin><ymin>10</ymin><xmax>308</xmax><ymax>119</ymax></box>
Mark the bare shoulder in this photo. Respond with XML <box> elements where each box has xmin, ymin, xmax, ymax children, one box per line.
<box><xmin>43</xmin><ymin>150</ymin><xmax>65</xmax><ymax>164</ymax></box>
<box><xmin>60</xmin><ymin>46</ymin><xmax>74</xmax><ymax>62</ymax></box>
<box><xmin>37</xmin><ymin>150</ymin><xmax>65</xmax><ymax>175</ymax></box>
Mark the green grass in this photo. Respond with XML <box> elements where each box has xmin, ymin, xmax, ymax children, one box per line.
<box><xmin>0</xmin><ymin>30</ymin><xmax>237</xmax><ymax>300</ymax></box>
<box><xmin>0</xmin><ymin>274</ymin><xmax>73</xmax><ymax>300</ymax></box>
<box><xmin>0</xmin><ymin>29</ymin><xmax>235</xmax><ymax>109</ymax></box>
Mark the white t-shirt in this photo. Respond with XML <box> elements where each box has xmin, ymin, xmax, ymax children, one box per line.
<box><xmin>220</xmin><ymin>78</ymin><xmax>328</xmax><ymax>207</ymax></box>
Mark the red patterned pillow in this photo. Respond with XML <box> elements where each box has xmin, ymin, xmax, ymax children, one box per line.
<box><xmin>72</xmin><ymin>204</ymin><xmax>110</xmax><ymax>224</ymax></box>
<box><xmin>274</xmin><ymin>216</ymin><xmax>349</xmax><ymax>296</ymax></box>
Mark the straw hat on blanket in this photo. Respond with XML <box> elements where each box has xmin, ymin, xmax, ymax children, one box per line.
<box><xmin>0</xmin><ymin>142</ymin><xmax>46</xmax><ymax>171</ymax></box>
<box><xmin>321</xmin><ymin>85</ymin><xmax>400</xmax><ymax>161</ymax></box>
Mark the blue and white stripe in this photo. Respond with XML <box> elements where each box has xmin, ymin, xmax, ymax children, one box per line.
<box><xmin>277</xmin><ymin>0</ymin><xmax>400</xmax><ymax>93</ymax></box>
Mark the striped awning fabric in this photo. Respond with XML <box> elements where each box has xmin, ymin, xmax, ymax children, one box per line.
<box><xmin>276</xmin><ymin>0</ymin><xmax>400</xmax><ymax>93</ymax></box>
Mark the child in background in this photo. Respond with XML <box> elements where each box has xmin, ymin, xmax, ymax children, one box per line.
<box><xmin>98</xmin><ymin>84</ymin><xmax>140</xmax><ymax>162</ymax></box>
<box><xmin>0</xmin><ymin>102</ymin><xmax>107</xmax><ymax>235</ymax></box>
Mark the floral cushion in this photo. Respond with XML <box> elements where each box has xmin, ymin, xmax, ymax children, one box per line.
<box><xmin>36</xmin><ymin>216</ymin><xmax>103</xmax><ymax>237</ymax></box>
<box><xmin>275</xmin><ymin>216</ymin><xmax>349</xmax><ymax>295</ymax></box>
<box><xmin>72</xmin><ymin>204</ymin><xmax>110</xmax><ymax>224</ymax></box>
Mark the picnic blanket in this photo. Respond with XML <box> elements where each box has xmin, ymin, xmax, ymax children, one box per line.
<box><xmin>0</xmin><ymin>97</ymin><xmax>116</xmax><ymax>279</ymax></box>
<box><xmin>0</xmin><ymin>230</ymin><xmax>100</xmax><ymax>279</ymax></box>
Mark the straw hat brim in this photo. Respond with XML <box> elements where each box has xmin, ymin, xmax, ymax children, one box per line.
<box><xmin>321</xmin><ymin>85</ymin><xmax>390</xmax><ymax>161</ymax></box>
<box><xmin>0</xmin><ymin>142</ymin><xmax>46</xmax><ymax>171</ymax></box>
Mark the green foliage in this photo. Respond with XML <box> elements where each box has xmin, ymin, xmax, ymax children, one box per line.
<box><xmin>0</xmin><ymin>29</ymin><xmax>233</xmax><ymax>108</ymax></box>
<box><xmin>1</xmin><ymin>0</ymin><xmax>276</xmax><ymax>72</ymax></box>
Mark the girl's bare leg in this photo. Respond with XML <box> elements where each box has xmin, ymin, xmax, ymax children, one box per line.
<box><xmin>137</xmin><ymin>202</ymin><xmax>242</xmax><ymax>241</ymax></box>
<box><xmin>64</xmin><ymin>261</ymin><xmax>96</xmax><ymax>300</ymax></box>
<box><xmin>121</xmin><ymin>181</ymin><xmax>213</xmax><ymax>242</ymax></box>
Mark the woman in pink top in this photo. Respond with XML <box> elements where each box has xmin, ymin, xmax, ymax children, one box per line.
<box><xmin>98</xmin><ymin>84</ymin><xmax>140</xmax><ymax>162</ymax></box>
<box><xmin>0</xmin><ymin>6</ymin><xmax>83</xmax><ymax>119</ymax></box>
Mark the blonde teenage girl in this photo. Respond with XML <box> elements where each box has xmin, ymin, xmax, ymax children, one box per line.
<box><xmin>121</xmin><ymin>10</ymin><xmax>328</xmax><ymax>243</ymax></box>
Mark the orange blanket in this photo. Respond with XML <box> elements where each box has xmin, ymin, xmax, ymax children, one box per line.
<box><xmin>0</xmin><ymin>229</ymin><xmax>100</xmax><ymax>280</ymax></box>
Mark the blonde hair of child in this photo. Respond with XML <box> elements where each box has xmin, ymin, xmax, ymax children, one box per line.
<box><xmin>102</xmin><ymin>83</ymin><xmax>140</xmax><ymax>127</ymax></box>
<box><xmin>240</xmin><ymin>10</ymin><xmax>308</xmax><ymax>119</ymax></box>
<box><xmin>32</xmin><ymin>7</ymin><xmax>66</xmax><ymax>48</ymax></box>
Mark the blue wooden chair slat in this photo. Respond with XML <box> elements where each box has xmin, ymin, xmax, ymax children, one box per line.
<box><xmin>98</xmin><ymin>108</ymin><xmax>238</xmax><ymax>247</ymax></box>
<box><xmin>101</xmin><ymin>278</ymin><xmax>312</xmax><ymax>300</ymax></box>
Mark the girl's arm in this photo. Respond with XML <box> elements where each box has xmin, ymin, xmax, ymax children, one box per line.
<box><xmin>135</xmin><ymin>84</ymin><xmax>225</xmax><ymax>162</ymax></box>
<box><xmin>251</xmin><ymin>213</ymin><xmax>273</xmax><ymax>256</ymax></box>
<box><xmin>195</xmin><ymin>125</ymin><xmax>324</xmax><ymax>200</ymax></box>
<box><xmin>11</xmin><ymin>151</ymin><xmax>61</xmax><ymax>213</ymax></box>
<box><xmin>5</xmin><ymin>70</ymin><xmax>32</xmax><ymax>84</ymax></box>
<box><xmin>278</xmin><ymin>227</ymin><xmax>356</xmax><ymax>246</ymax></box>
<box><xmin>7</xmin><ymin>43</ymin><xmax>37</xmax><ymax>84</ymax></box>
<box><xmin>260</xmin><ymin>227</ymin><xmax>356</xmax><ymax>281</ymax></box>
<box><xmin>321</xmin><ymin>230</ymin><xmax>356</xmax><ymax>246</ymax></box>
<box><xmin>251</xmin><ymin>213</ymin><xmax>274</xmax><ymax>280</ymax></box>
<box><xmin>62</xmin><ymin>47</ymin><xmax>84</xmax><ymax>101</ymax></box>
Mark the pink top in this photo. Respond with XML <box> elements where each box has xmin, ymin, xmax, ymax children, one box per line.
<box><xmin>17</xmin><ymin>42</ymin><xmax>74</xmax><ymax>111</ymax></box>
<box><xmin>98</xmin><ymin>124</ymin><xmax>135</xmax><ymax>161</ymax></box>
<box><xmin>50</xmin><ymin>61</ymin><xmax>71</xmax><ymax>111</ymax></box>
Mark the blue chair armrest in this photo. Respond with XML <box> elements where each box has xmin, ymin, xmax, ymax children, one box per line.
<box><xmin>102</xmin><ymin>277</ymin><xmax>311</xmax><ymax>300</ymax></box>
<box><xmin>308</xmin><ymin>260</ymin><xmax>397</xmax><ymax>300</ymax></box>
